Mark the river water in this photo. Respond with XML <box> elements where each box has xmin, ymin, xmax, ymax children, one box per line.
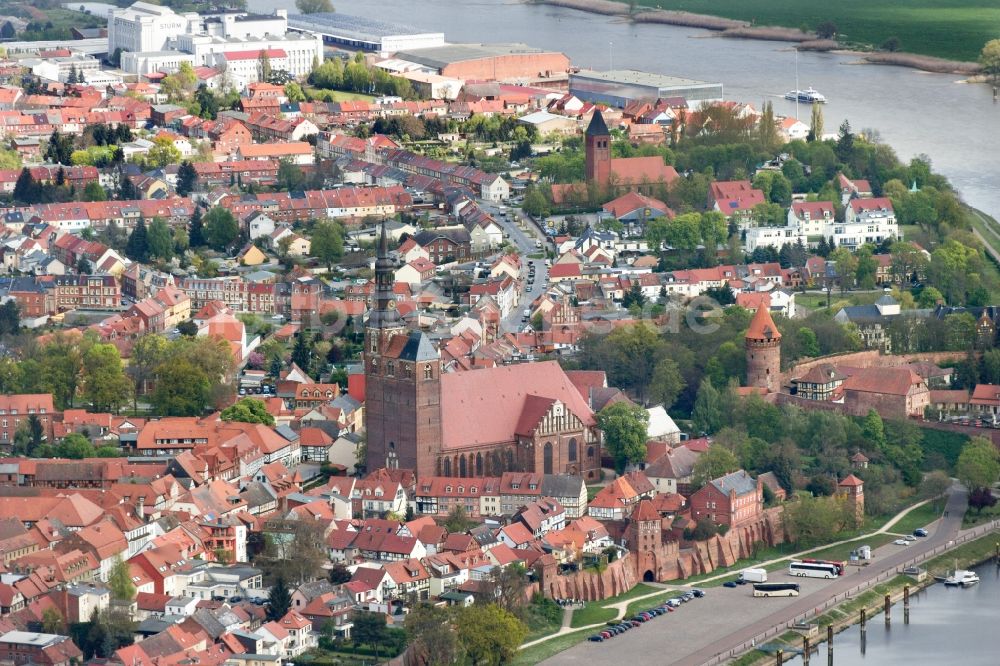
<box><xmin>252</xmin><ymin>0</ymin><xmax>1000</xmax><ymax>218</ymax></box>
<box><xmin>782</xmin><ymin>561</ymin><xmax>1000</xmax><ymax>665</ymax></box>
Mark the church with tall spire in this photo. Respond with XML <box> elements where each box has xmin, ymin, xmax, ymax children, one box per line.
<box><xmin>364</xmin><ymin>221</ymin><xmax>442</xmax><ymax>476</ymax></box>
<box><xmin>363</xmin><ymin>222</ymin><xmax>603</xmax><ymax>480</ymax></box>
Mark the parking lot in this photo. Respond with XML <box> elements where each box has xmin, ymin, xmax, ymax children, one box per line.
<box><xmin>544</xmin><ymin>572</ymin><xmax>841</xmax><ymax>665</ymax></box>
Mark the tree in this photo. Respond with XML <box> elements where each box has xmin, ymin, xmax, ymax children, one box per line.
<box><xmin>816</xmin><ymin>21</ymin><xmax>838</xmax><ymax>39</ymax></box>
<box><xmin>405</xmin><ymin>604</ymin><xmax>461</xmax><ymax>666</ymax></box>
<box><xmin>125</xmin><ymin>217</ymin><xmax>149</xmax><ymax>263</ymax></box>
<box><xmin>955</xmin><ymin>436</ymin><xmax>1000</xmax><ymax>491</ymax></box>
<box><xmin>42</xmin><ymin>607</ymin><xmax>63</xmax><ymax>634</ymax></box>
<box><xmin>352</xmin><ymin>611</ymin><xmax>389</xmax><ymax>656</ymax></box>
<box><xmin>648</xmin><ymin>358</ymin><xmax>683</xmax><ymax>409</ymax></box>
<box><xmin>0</xmin><ymin>300</ymin><xmax>19</xmax><ymax>336</ymax></box>
<box><xmin>108</xmin><ymin>556</ymin><xmax>136</xmax><ymax>601</ymax></box>
<box><xmin>291</xmin><ymin>329</ymin><xmax>312</xmax><ymax>370</ymax></box>
<box><xmin>82</xmin><ymin>180</ymin><xmax>107</xmax><ymax>202</ymax></box>
<box><xmin>596</xmin><ymin>401</ymin><xmax>649</xmax><ymax>474</ymax></box>
<box><xmin>835</xmin><ymin>120</ymin><xmax>855</xmax><ymax>163</ymax></box>
<box><xmin>0</xmin><ymin>148</ymin><xmax>21</xmax><ymax>170</ymax></box>
<box><xmin>276</xmin><ymin>159</ymin><xmax>305</xmax><ymax>191</ymax></box>
<box><xmin>691</xmin><ymin>445</ymin><xmax>740</xmax><ymax>488</ymax></box>
<box><xmin>521</xmin><ymin>186</ymin><xmax>551</xmax><ymax>217</ymax></box>
<box><xmin>221</xmin><ymin>397</ymin><xmax>275</xmax><ymax>425</ymax></box>
<box><xmin>189</xmin><ymin>207</ymin><xmax>205</xmax><ymax>248</ymax></box>
<box><xmin>151</xmin><ymin>359</ymin><xmax>211</xmax><ymax>416</ymax></box>
<box><xmin>691</xmin><ymin>377</ymin><xmax>723</xmax><ymax>435</ymax></box>
<box><xmin>296</xmin><ymin>0</ymin><xmax>334</xmax><ymax>13</ymax></box>
<box><xmin>146</xmin><ymin>217</ymin><xmax>174</xmax><ymax>262</ymax></box>
<box><xmin>310</xmin><ymin>219</ymin><xmax>344</xmax><ymax>269</ymax></box>
<box><xmin>204</xmin><ymin>206</ymin><xmax>239</xmax><ymax>251</ymax></box>
<box><xmin>968</xmin><ymin>487</ymin><xmax>997</xmax><ymax>514</ymax></box>
<box><xmin>861</xmin><ymin>409</ymin><xmax>886</xmax><ymax>451</ymax></box>
<box><xmin>920</xmin><ymin>470</ymin><xmax>951</xmax><ymax>499</ymax></box>
<box><xmin>783</xmin><ymin>494</ymin><xmax>849</xmax><ymax>546</ymax></box>
<box><xmin>980</xmin><ymin>39</ymin><xmax>1000</xmax><ymax>83</ymax></box>
<box><xmin>442</xmin><ymin>505</ymin><xmax>476</xmax><ymax>534</ymax></box>
<box><xmin>82</xmin><ymin>344</ymin><xmax>132</xmax><ymax>413</ymax></box>
<box><xmin>58</xmin><ymin>433</ymin><xmax>94</xmax><ymax>459</ymax></box>
<box><xmin>13</xmin><ymin>168</ymin><xmax>40</xmax><ymax>204</ymax></box>
<box><xmin>40</xmin><ymin>334</ymin><xmax>84</xmax><ymax>410</ymax></box>
<box><xmin>266</xmin><ymin>577</ymin><xmax>291</xmax><ymax>621</ymax></box>
<box><xmin>328</xmin><ymin>563</ymin><xmax>351</xmax><ymax>584</ymax></box>
<box><xmin>284</xmin><ymin>82</ymin><xmax>307</xmax><ymax>103</ymax></box>
<box><xmin>128</xmin><ymin>334</ymin><xmax>168</xmax><ymax>411</ymax></box>
<box><xmin>177</xmin><ymin>161</ymin><xmax>197</xmax><ymax>196</ymax></box>
<box><xmin>456</xmin><ymin>604</ymin><xmax>527</xmax><ymax>666</ymax></box>
<box><xmin>882</xmin><ymin>36</ymin><xmax>901</xmax><ymax>52</ymax></box>
<box><xmin>809</xmin><ymin>102</ymin><xmax>824</xmax><ymax>141</ymax></box>
<box><xmin>145</xmin><ymin>136</ymin><xmax>181</xmax><ymax>168</ymax></box>
<box><xmin>481</xmin><ymin>563</ymin><xmax>529</xmax><ymax>614</ymax></box>
<box><xmin>756</xmin><ymin>101</ymin><xmax>780</xmax><ymax>152</ymax></box>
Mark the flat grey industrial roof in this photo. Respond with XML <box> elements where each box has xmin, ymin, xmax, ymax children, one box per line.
<box><xmin>395</xmin><ymin>43</ymin><xmax>553</xmax><ymax>69</ymax></box>
<box><xmin>287</xmin><ymin>12</ymin><xmax>433</xmax><ymax>40</ymax></box>
<box><xmin>572</xmin><ymin>69</ymin><xmax>712</xmax><ymax>88</ymax></box>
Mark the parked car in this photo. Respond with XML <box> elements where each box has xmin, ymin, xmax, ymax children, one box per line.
<box><xmin>904</xmin><ymin>534</ymin><xmax>917</xmax><ymax>542</ymax></box>
<box><xmin>692</xmin><ymin>589</ymin><xmax>705</xmax><ymax>598</ymax></box>
<box><xmin>589</xmin><ymin>635</ymin><xmax>604</xmax><ymax>642</ymax></box>
<box><xmin>914</xmin><ymin>528</ymin><xmax>929</xmax><ymax>537</ymax></box>
<box><xmin>723</xmin><ymin>581</ymin><xmax>738</xmax><ymax>588</ymax></box>
<box><xmin>894</xmin><ymin>539</ymin><xmax>911</xmax><ymax>546</ymax></box>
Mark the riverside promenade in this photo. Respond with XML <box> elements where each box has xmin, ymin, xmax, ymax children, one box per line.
<box><xmin>542</xmin><ymin>485</ymin><xmax>994</xmax><ymax>665</ymax></box>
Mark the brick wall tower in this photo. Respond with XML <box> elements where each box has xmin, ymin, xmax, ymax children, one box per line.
<box><xmin>584</xmin><ymin>109</ymin><xmax>611</xmax><ymax>187</ymax></box>
<box><xmin>745</xmin><ymin>305</ymin><xmax>782</xmax><ymax>392</ymax></box>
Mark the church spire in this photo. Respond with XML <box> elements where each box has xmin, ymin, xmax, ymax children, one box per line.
<box><xmin>371</xmin><ymin>219</ymin><xmax>401</xmax><ymax>329</ymax></box>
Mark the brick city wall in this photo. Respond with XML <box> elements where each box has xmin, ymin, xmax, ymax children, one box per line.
<box><xmin>782</xmin><ymin>350</ymin><xmax>967</xmax><ymax>387</ymax></box>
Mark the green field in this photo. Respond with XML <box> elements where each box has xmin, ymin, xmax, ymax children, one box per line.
<box><xmin>887</xmin><ymin>499</ymin><xmax>944</xmax><ymax>535</ymax></box>
<box><xmin>627</xmin><ymin>0</ymin><xmax>998</xmax><ymax>62</ymax></box>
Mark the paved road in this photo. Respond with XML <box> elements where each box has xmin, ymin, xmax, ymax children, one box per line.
<box><xmin>479</xmin><ymin>202</ymin><xmax>550</xmax><ymax>333</ymax></box>
<box><xmin>543</xmin><ymin>487</ymin><xmax>970</xmax><ymax>666</ymax></box>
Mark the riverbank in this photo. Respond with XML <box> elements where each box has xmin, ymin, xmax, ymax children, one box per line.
<box><xmin>530</xmin><ymin>0</ymin><xmax>982</xmax><ymax>75</ymax></box>
<box><xmin>729</xmin><ymin>528</ymin><xmax>1000</xmax><ymax>666</ymax></box>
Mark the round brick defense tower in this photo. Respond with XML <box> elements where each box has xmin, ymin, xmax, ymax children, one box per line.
<box><xmin>745</xmin><ymin>305</ymin><xmax>782</xmax><ymax>392</ymax></box>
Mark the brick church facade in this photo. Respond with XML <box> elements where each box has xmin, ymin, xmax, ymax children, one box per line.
<box><xmin>365</xmin><ymin>224</ymin><xmax>602</xmax><ymax>480</ymax></box>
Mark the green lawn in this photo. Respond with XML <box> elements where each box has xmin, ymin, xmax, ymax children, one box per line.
<box><xmin>623</xmin><ymin>590</ymin><xmax>679</xmax><ymax>617</ymax></box>
<box><xmin>625</xmin><ymin>0</ymin><xmax>998</xmax><ymax>61</ymax></box>
<box><xmin>512</xmin><ymin>629</ymin><xmax>595</xmax><ymax>666</ymax></box>
<box><xmin>568</xmin><ymin>583</ymin><xmax>657</xmax><ymax>628</ymax></box>
<box><xmin>888</xmin><ymin>499</ymin><xmax>944</xmax><ymax>535</ymax></box>
<box><xmin>962</xmin><ymin>502</ymin><xmax>1000</xmax><ymax>528</ymax></box>
<box><xmin>569</xmin><ymin>603</ymin><xmax>617</xmax><ymax>627</ymax></box>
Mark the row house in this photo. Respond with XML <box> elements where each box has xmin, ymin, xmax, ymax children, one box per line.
<box><xmin>414</xmin><ymin>476</ymin><xmax>502</xmax><ymax>518</ymax></box>
<box><xmin>0</xmin><ymin>394</ymin><xmax>56</xmax><ymax>446</ymax></box>
<box><xmin>219</xmin><ymin>186</ymin><xmax>412</xmax><ymax>226</ymax></box>
<box><xmin>20</xmin><ymin>198</ymin><xmax>196</xmax><ymax>231</ymax></box>
<box><xmin>379</xmin><ymin>148</ymin><xmax>509</xmax><ymax>202</ymax></box>
<box><xmin>192</xmin><ymin>159</ymin><xmax>279</xmax><ymax>187</ymax></box>
<box><xmin>245</xmin><ymin>114</ymin><xmax>319</xmax><ymax>142</ymax></box>
<box><xmin>48</xmin><ymin>274</ymin><xmax>119</xmax><ymax>312</ymax></box>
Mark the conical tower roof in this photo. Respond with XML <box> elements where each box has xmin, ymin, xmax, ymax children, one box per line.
<box><xmin>585</xmin><ymin>109</ymin><xmax>609</xmax><ymax>137</ymax></box>
<box><xmin>746</xmin><ymin>305</ymin><xmax>781</xmax><ymax>341</ymax></box>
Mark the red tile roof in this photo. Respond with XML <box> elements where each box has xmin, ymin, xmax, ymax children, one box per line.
<box><xmin>746</xmin><ymin>305</ymin><xmax>781</xmax><ymax>341</ymax></box>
